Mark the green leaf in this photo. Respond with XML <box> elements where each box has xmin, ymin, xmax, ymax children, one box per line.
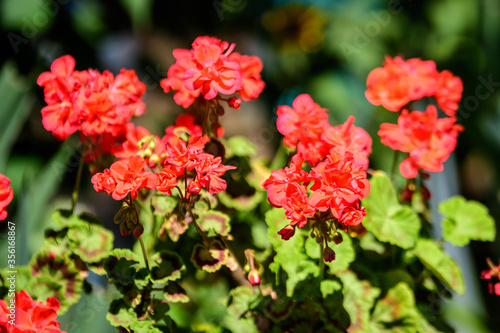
<box><xmin>265</xmin><ymin>208</ymin><xmax>319</xmax><ymax>296</ymax></box>
<box><xmin>326</xmin><ymin>230</ymin><xmax>356</xmax><ymax>274</ymax></box>
<box><xmin>439</xmin><ymin>196</ymin><xmax>496</xmax><ymax>246</ymax></box>
<box><xmin>152</xmin><ymin>195</ymin><xmax>178</xmax><ymax>217</ymax></box>
<box><xmin>227</xmin><ymin>136</ymin><xmax>257</xmax><ymax>157</ymax></box>
<box><xmin>320</xmin><ymin>280</ymin><xmax>342</xmax><ymax>298</ymax></box>
<box><xmin>29</xmin><ymin>250</ymin><xmax>83</xmax><ymax>314</ymax></box>
<box><xmin>151</xmin><ymin>250</ymin><xmax>185</xmax><ymax>283</ymax></box>
<box><xmin>130</xmin><ymin>320</ymin><xmax>164</xmax><ymax>333</ymax></box>
<box><xmin>197</xmin><ymin>210</ymin><xmax>231</xmax><ymax>236</ymax></box>
<box><xmin>223</xmin><ymin>286</ymin><xmax>259</xmax><ymax>333</ymax></box>
<box><xmin>107</xmin><ymin>299</ymin><xmax>137</xmax><ymax>327</ymax></box>
<box><xmin>339</xmin><ymin>271</ymin><xmax>381</xmax><ymax>333</ymax></box>
<box><xmin>414</xmin><ymin>239</ymin><xmax>465</xmax><ymax>295</ymax></box>
<box><xmin>104</xmin><ymin>249</ymin><xmax>140</xmax><ymax>288</ymax></box>
<box><xmin>67</xmin><ymin>223</ymin><xmax>114</xmax><ymax>263</ymax></box>
<box><xmin>159</xmin><ymin>214</ymin><xmax>191</xmax><ymax>242</ymax></box>
<box><xmin>164</xmin><ymin>282</ymin><xmax>190</xmax><ymax>303</ymax></box>
<box><xmin>363</xmin><ymin>173</ymin><xmax>421</xmax><ymax>249</ymax></box>
<box><xmin>191</xmin><ymin>239</ymin><xmax>229</xmax><ymax>273</ymax></box>
<box><xmin>370</xmin><ymin>283</ymin><xmax>418</xmax><ymax>332</ymax></box>
<box><xmin>217</xmin><ymin>191</ymin><xmax>263</xmax><ymax>212</ymax></box>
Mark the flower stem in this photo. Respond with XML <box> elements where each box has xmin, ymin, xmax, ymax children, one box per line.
<box><xmin>319</xmin><ymin>240</ymin><xmax>325</xmax><ymax>280</ymax></box>
<box><xmin>139</xmin><ymin>235</ymin><xmax>150</xmax><ymax>271</ymax></box>
<box><xmin>390</xmin><ymin>150</ymin><xmax>400</xmax><ymax>182</ymax></box>
<box><xmin>70</xmin><ymin>154</ymin><xmax>84</xmax><ymax>214</ymax></box>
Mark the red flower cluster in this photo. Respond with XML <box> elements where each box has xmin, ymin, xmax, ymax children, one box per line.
<box><xmin>365</xmin><ymin>56</ymin><xmax>463</xmax><ymax>116</ymax></box>
<box><xmin>0</xmin><ymin>175</ymin><xmax>13</xmax><ymax>221</ymax></box>
<box><xmin>481</xmin><ymin>259</ymin><xmax>500</xmax><ymax>296</ymax></box>
<box><xmin>160</xmin><ymin>36</ymin><xmax>265</xmax><ymax>108</ymax></box>
<box><xmin>91</xmin><ymin>155</ymin><xmax>157</xmax><ymax>200</ymax></box>
<box><xmin>158</xmin><ymin>134</ymin><xmax>236</xmax><ymax>197</ymax></box>
<box><xmin>367</xmin><ymin>56</ymin><xmax>464</xmax><ymax>179</ymax></box>
<box><xmin>265</xmin><ymin>94</ymin><xmax>372</xmax><ymax>240</ymax></box>
<box><xmin>0</xmin><ymin>290</ymin><xmax>66</xmax><ymax>333</ymax></box>
<box><xmin>37</xmin><ymin>55</ymin><xmax>146</xmax><ymax>140</ymax></box>
<box><xmin>92</xmin><ymin>126</ymin><xmax>235</xmax><ymax>200</ymax></box>
<box><xmin>263</xmin><ymin>151</ymin><xmax>370</xmax><ymax>239</ymax></box>
<box><xmin>276</xmin><ymin>94</ymin><xmax>372</xmax><ymax>167</ymax></box>
<box><xmin>378</xmin><ymin>105</ymin><xmax>463</xmax><ymax>178</ymax></box>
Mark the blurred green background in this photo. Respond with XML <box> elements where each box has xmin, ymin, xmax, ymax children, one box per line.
<box><xmin>1</xmin><ymin>0</ymin><xmax>499</xmax><ymax>332</ymax></box>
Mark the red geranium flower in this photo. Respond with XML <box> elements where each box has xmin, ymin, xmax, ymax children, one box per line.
<box><xmin>92</xmin><ymin>155</ymin><xmax>157</xmax><ymax>200</ymax></box>
<box><xmin>378</xmin><ymin>105</ymin><xmax>463</xmax><ymax>178</ymax></box>
<box><xmin>435</xmin><ymin>70</ymin><xmax>463</xmax><ymax>117</ymax></box>
<box><xmin>183</xmin><ymin>36</ymin><xmax>241</xmax><ymax>100</ymax></box>
<box><xmin>195</xmin><ymin>154</ymin><xmax>236</xmax><ymax>194</ymax></box>
<box><xmin>480</xmin><ymin>259</ymin><xmax>500</xmax><ymax>296</ymax></box>
<box><xmin>36</xmin><ymin>55</ymin><xmax>87</xmax><ymax>140</ymax></box>
<box><xmin>38</xmin><ymin>55</ymin><xmax>146</xmax><ymax>147</ymax></box>
<box><xmin>0</xmin><ymin>174</ymin><xmax>13</xmax><ymax>221</ymax></box>
<box><xmin>0</xmin><ymin>290</ymin><xmax>67</xmax><ymax>333</ymax></box>
<box><xmin>160</xmin><ymin>49</ymin><xmax>201</xmax><ymax>108</ymax></box>
<box><xmin>228</xmin><ymin>52</ymin><xmax>265</xmax><ymax>101</ymax></box>
<box><xmin>308</xmin><ymin>151</ymin><xmax>370</xmax><ymax>225</ymax></box>
<box><xmin>322</xmin><ymin>116</ymin><xmax>372</xmax><ymax>170</ymax></box>
<box><xmin>365</xmin><ymin>56</ymin><xmax>439</xmax><ymax>111</ymax></box>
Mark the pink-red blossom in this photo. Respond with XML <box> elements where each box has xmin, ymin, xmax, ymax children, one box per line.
<box><xmin>0</xmin><ymin>290</ymin><xmax>66</xmax><ymax>333</ymax></box>
<box><xmin>91</xmin><ymin>155</ymin><xmax>156</xmax><ymax>200</ymax></box>
<box><xmin>378</xmin><ymin>105</ymin><xmax>463</xmax><ymax>178</ymax></box>
<box><xmin>0</xmin><ymin>175</ymin><xmax>13</xmax><ymax>221</ymax></box>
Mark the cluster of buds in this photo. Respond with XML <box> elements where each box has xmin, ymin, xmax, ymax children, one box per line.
<box><xmin>481</xmin><ymin>258</ymin><xmax>500</xmax><ymax>296</ymax></box>
<box><xmin>114</xmin><ymin>201</ymin><xmax>144</xmax><ymax>237</ymax></box>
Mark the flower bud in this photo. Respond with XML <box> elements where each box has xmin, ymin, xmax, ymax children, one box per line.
<box><xmin>332</xmin><ymin>232</ymin><xmax>343</xmax><ymax>245</ymax></box>
<box><xmin>248</xmin><ymin>269</ymin><xmax>261</xmax><ymax>286</ymax></box>
<box><xmin>133</xmin><ymin>223</ymin><xmax>144</xmax><ymax>237</ymax></box>
<box><xmin>400</xmin><ymin>186</ymin><xmax>414</xmax><ymax>203</ymax></box>
<box><xmin>228</xmin><ymin>97</ymin><xmax>241</xmax><ymax>109</ymax></box>
<box><xmin>278</xmin><ymin>225</ymin><xmax>295</xmax><ymax>240</ymax></box>
<box><xmin>323</xmin><ymin>246</ymin><xmax>336</xmax><ymax>262</ymax></box>
<box><xmin>421</xmin><ymin>185</ymin><xmax>431</xmax><ymax>201</ymax></box>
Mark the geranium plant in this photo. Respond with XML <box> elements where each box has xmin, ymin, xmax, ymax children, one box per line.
<box><xmin>0</xmin><ymin>39</ymin><xmax>497</xmax><ymax>333</ymax></box>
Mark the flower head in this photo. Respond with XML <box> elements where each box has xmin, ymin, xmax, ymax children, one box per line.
<box><xmin>0</xmin><ymin>290</ymin><xmax>67</xmax><ymax>333</ymax></box>
<box><xmin>92</xmin><ymin>155</ymin><xmax>157</xmax><ymax>200</ymax></box>
<box><xmin>365</xmin><ymin>56</ymin><xmax>463</xmax><ymax>115</ymax></box>
<box><xmin>378</xmin><ymin>105</ymin><xmax>463</xmax><ymax>178</ymax></box>
<box><xmin>0</xmin><ymin>175</ymin><xmax>13</xmax><ymax>221</ymax></box>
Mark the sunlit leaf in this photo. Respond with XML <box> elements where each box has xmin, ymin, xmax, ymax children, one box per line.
<box><xmin>363</xmin><ymin>173</ymin><xmax>421</xmax><ymax>249</ymax></box>
<box><xmin>414</xmin><ymin>239</ymin><xmax>465</xmax><ymax>295</ymax></box>
<box><xmin>439</xmin><ymin>196</ymin><xmax>496</xmax><ymax>246</ymax></box>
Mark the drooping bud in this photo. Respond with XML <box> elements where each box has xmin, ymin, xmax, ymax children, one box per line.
<box><xmin>248</xmin><ymin>269</ymin><xmax>261</xmax><ymax>286</ymax></box>
<box><xmin>332</xmin><ymin>232</ymin><xmax>343</xmax><ymax>245</ymax></box>
<box><xmin>278</xmin><ymin>225</ymin><xmax>295</xmax><ymax>240</ymax></box>
<box><xmin>228</xmin><ymin>97</ymin><xmax>241</xmax><ymax>109</ymax></box>
<box><xmin>323</xmin><ymin>246</ymin><xmax>336</xmax><ymax>262</ymax></box>
<box><xmin>133</xmin><ymin>223</ymin><xmax>144</xmax><ymax>237</ymax></box>
<box><xmin>421</xmin><ymin>185</ymin><xmax>431</xmax><ymax>201</ymax></box>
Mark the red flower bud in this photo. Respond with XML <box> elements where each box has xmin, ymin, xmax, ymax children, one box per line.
<box><xmin>248</xmin><ymin>269</ymin><xmax>261</xmax><ymax>286</ymax></box>
<box><xmin>133</xmin><ymin>223</ymin><xmax>144</xmax><ymax>237</ymax></box>
<box><xmin>228</xmin><ymin>97</ymin><xmax>241</xmax><ymax>109</ymax></box>
<box><xmin>323</xmin><ymin>246</ymin><xmax>336</xmax><ymax>262</ymax></box>
<box><xmin>421</xmin><ymin>185</ymin><xmax>431</xmax><ymax>201</ymax></box>
<box><xmin>332</xmin><ymin>232</ymin><xmax>343</xmax><ymax>245</ymax></box>
<box><xmin>400</xmin><ymin>186</ymin><xmax>414</xmax><ymax>203</ymax></box>
<box><xmin>278</xmin><ymin>225</ymin><xmax>295</xmax><ymax>240</ymax></box>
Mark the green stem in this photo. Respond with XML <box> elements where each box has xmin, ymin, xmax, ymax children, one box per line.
<box><xmin>390</xmin><ymin>150</ymin><xmax>400</xmax><ymax>183</ymax></box>
<box><xmin>319</xmin><ymin>241</ymin><xmax>325</xmax><ymax>280</ymax></box>
<box><xmin>187</xmin><ymin>205</ymin><xmax>210</xmax><ymax>244</ymax></box>
<box><xmin>139</xmin><ymin>235</ymin><xmax>150</xmax><ymax>271</ymax></box>
<box><xmin>70</xmin><ymin>154</ymin><xmax>85</xmax><ymax>214</ymax></box>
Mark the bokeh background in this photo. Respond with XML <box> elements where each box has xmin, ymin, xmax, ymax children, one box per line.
<box><xmin>1</xmin><ymin>0</ymin><xmax>499</xmax><ymax>332</ymax></box>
